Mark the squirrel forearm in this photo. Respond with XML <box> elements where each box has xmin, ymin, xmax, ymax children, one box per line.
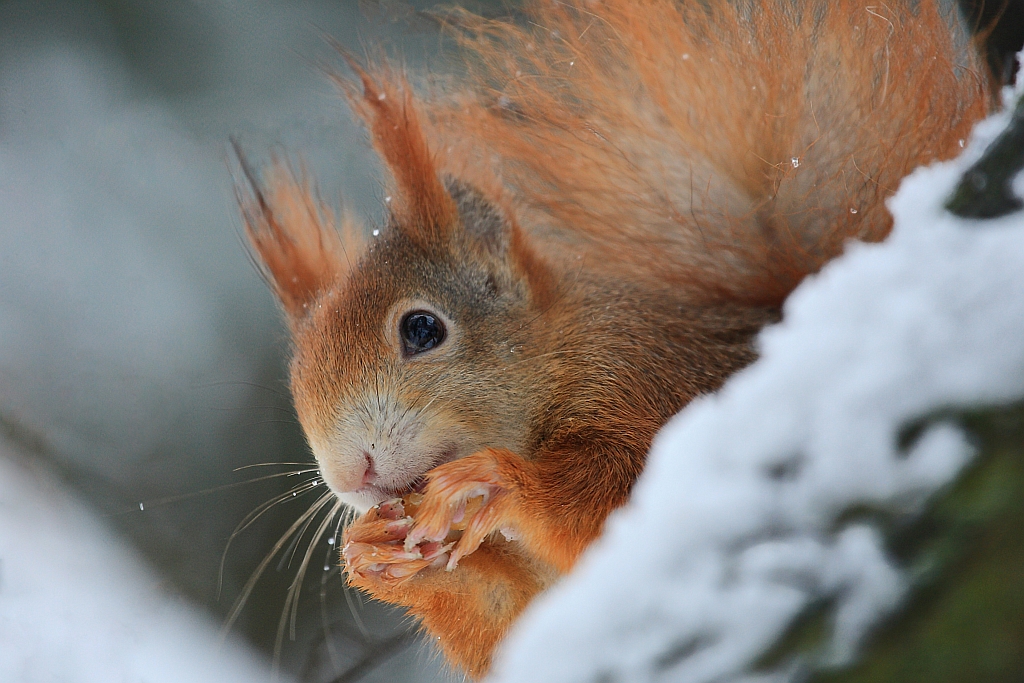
<box><xmin>347</xmin><ymin>539</ymin><xmax>555</xmax><ymax>677</ymax></box>
<box><xmin>342</xmin><ymin>442</ymin><xmax>639</xmax><ymax>676</ymax></box>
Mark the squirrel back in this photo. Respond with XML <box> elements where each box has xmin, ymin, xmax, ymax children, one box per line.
<box><xmin>415</xmin><ymin>0</ymin><xmax>990</xmax><ymax>305</ymax></box>
<box><xmin>238</xmin><ymin>0</ymin><xmax>991</xmax><ymax>676</ymax></box>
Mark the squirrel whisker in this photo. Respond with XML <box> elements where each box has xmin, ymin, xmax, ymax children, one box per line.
<box><xmin>274</xmin><ymin>496</ymin><xmax>343</xmax><ymax>667</ymax></box>
<box><xmin>216</xmin><ymin>473</ymin><xmax>325</xmax><ymax>601</ymax></box>
<box><xmin>220</xmin><ymin>489</ymin><xmax>335</xmax><ymax>661</ymax></box>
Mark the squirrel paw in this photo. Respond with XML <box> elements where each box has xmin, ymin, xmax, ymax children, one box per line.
<box><xmin>342</xmin><ymin>498</ymin><xmax>453</xmax><ymax>587</ymax></box>
<box><xmin>405</xmin><ymin>449</ymin><xmax>513</xmax><ymax>571</ymax></box>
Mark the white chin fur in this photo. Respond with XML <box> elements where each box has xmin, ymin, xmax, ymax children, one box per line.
<box><xmin>334</xmin><ymin>488</ymin><xmax>386</xmax><ymax>514</ymax></box>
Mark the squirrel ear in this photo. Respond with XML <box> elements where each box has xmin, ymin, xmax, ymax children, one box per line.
<box><xmin>337</xmin><ymin>59</ymin><xmax>458</xmax><ymax>245</ymax></box>
<box><xmin>234</xmin><ymin>142</ymin><xmax>359</xmax><ymax>321</ymax></box>
<box><xmin>444</xmin><ymin>177</ymin><xmax>512</xmax><ymax>259</ymax></box>
<box><xmin>443</xmin><ymin>175</ymin><xmax>559</xmax><ymax>304</ymax></box>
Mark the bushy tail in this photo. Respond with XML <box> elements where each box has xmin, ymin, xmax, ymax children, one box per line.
<box><xmin>417</xmin><ymin>0</ymin><xmax>990</xmax><ymax>305</ymax></box>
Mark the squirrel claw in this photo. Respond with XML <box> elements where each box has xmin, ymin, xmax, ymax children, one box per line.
<box><xmin>342</xmin><ymin>499</ymin><xmax>455</xmax><ymax>586</ymax></box>
<box><xmin>446</xmin><ymin>490</ymin><xmax>508</xmax><ymax>569</ymax></box>
<box><xmin>344</xmin><ymin>449</ymin><xmax>520</xmax><ymax>583</ymax></box>
<box><xmin>405</xmin><ymin>450</ymin><xmax>516</xmax><ymax>567</ymax></box>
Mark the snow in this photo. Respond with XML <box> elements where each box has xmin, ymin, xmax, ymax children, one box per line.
<box><xmin>487</xmin><ymin>78</ymin><xmax>1024</xmax><ymax>682</ymax></box>
<box><xmin>0</xmin><ymin>443</ymin><xmax>283</xmax><ymax>683</ymax></box>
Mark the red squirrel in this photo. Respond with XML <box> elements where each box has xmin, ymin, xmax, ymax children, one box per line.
<box><xmin>238</xmin><ymin>0</ymin><xmax>990</xmax><ymax>677</ymax></box>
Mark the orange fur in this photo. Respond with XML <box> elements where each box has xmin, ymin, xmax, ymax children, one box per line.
<box><xmin>427</xmin><ymin>0</ymin><xmax>988</xmax><ymax>304</ymax></box>
<box><xmin>335</xmin><ymin>59</ymin><xmax>460</xmax><ymax>244</ymax></box>
<box><xmin>240</xmin><ymin>0</ymin><xmax>991</xmax><ymax>677</ymax></box>
<box><xmin>236</xmin><ymin>153</ymin><xmax>362</xmax><ymax>321</ymax></box>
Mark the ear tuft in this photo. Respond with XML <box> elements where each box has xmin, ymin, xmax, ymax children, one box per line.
<box><xmin>234</xmin><ymin>141</ymin><xmax>360</xmax><ymax>321</ymax></box>
<box><xmin>335</xmin><ymin>56</ymin><xmax>457</xmax><ymax>244</ymax></box>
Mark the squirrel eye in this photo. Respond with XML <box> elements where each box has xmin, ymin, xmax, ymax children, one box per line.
<box><xmin>400</xmin><ymin>311</ymin><xmax>446</xmax><ymax>356</ymax></box>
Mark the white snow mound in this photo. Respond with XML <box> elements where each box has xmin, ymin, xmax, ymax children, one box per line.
<box><xmin>0</xmin><ymin>445</ymin><xmax>284</xmax><ymax>683</ymax></box>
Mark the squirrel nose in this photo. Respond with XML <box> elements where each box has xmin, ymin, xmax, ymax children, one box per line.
<box><xmin>361</xmin><ymin>451</ymin><xmax>377</xmax><ymax>486</ymax></box>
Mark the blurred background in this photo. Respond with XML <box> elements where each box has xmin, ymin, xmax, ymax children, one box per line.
<box><xmin>0</xmin><ymin>1</ymin><xmax>1020</xmax><ymax>682</ymax></box>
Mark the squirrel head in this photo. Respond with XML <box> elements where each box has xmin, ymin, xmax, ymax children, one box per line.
<box><xmin>239</xmin><ymin>68</ymin><xmax>556</xmax><ymax>512</ymax></box>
